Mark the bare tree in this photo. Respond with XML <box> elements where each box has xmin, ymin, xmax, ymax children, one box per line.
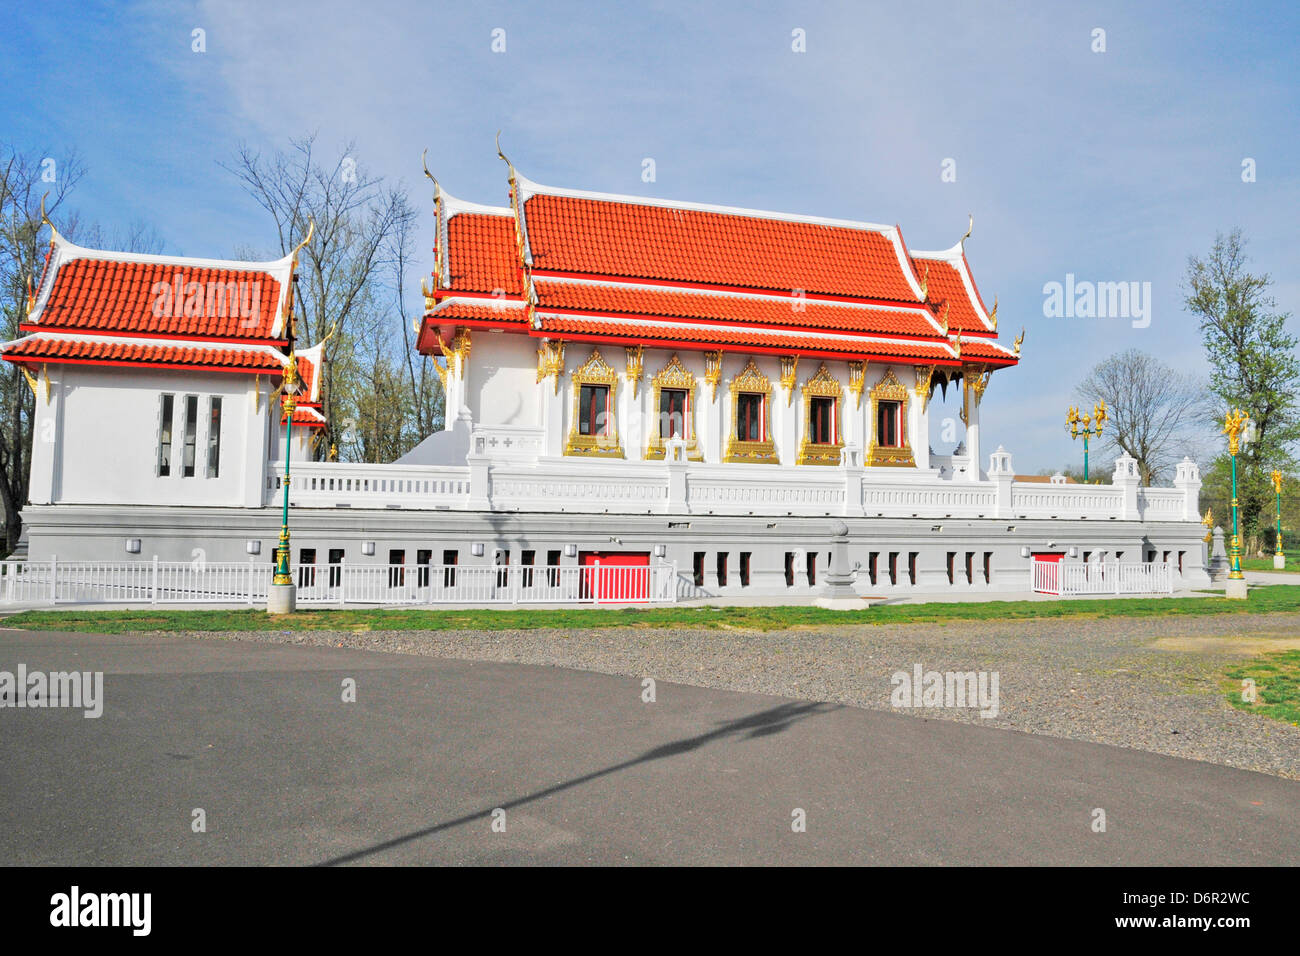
<box><xmin>0</xmin><ymin>147</ymin><xmax>164</xmax><ymax>553</ymax></box>
<box><xmin>389</xmin><ymin>192</ymin><xmax>444</xmax><ymax>441</ymax></box>
<box><xmin>0</xmin><ymin>148</ymin><xmax>84</xmax><ymax>552</ymax></box>
<box><xmin>222</xmin><ymin>135</ymin><xmax>421</xmax><ymax>459</ymax></box>
<box><xmin>1076</xmin><ymin>349</ymin><xmax>1210</xmax><ymax>486</ymax></box>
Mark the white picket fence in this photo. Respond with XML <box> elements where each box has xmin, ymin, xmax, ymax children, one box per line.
<box><xmin>0</xmin><ymin>558</ymin><xmax>679</xmax><ymax>607</ymax></box>
<box><xmin>1032</xmin><ymin>559</ymin><xmax>1174</xmax><ymax>596</ymax></box>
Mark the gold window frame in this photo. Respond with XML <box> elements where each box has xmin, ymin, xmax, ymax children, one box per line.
<box><xmin>565</xmin><ymin>348</ymin><xmax>624</xmax><ymax>458</ymax></box>
<box><xmin>725</xmin><ymin>358</ymin><xmax>778</xmax><ymax>464</ymax></box>
<box><xmin>866</xmin><ymin>367</ymin><xmax>915</xmax><ymax>467</ymax></box>
<box><xmin>797</xmin><ymin>362</ymin><xmax>844</xmax><ymax>466</ymax></box>
<box><xmin>645</xmin><ymin>353</ymin><xmax>703</xmax><ymax>461</ymax></box>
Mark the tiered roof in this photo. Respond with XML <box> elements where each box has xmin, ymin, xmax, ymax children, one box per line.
<box><xmin>418</xmin><ymin>164</ymin><xmax>1018</xmax><ymax>370</ymax></box>
<box><xmin>2</xmin><ymin>229</ymin><xmax>327</xmax><ymax>427</ymax></box>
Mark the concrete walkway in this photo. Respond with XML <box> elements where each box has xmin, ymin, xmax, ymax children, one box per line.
<box><xmin>3</xmin><ymin>627</ymin><xmax>1297</xmax><ymax>865</ymax></box>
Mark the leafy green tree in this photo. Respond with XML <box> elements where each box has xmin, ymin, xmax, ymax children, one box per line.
<box><xmin>1184</xmin><ymin>229</ymin><xmax>1300</xmax><ymax>549</ymax></box>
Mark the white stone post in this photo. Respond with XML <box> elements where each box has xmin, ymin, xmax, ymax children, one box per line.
<box><xmin>1113</xmin><ymin>454</ymin><xmax>1141</xmax><ymax>519</ymax></box>
<box><xmin>1173</xmin><ymin>457</ymin><xmax>1201</xmax><ymax>522</ymax></box>
<box><xmin>988</xmin><ymin>445</ymin><xmax>1014</xmax><ymax>518</ymax></box>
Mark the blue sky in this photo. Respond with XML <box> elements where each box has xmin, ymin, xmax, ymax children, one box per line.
<box><xmin>5</xmin><ymin>0</ymin><xmax>1297</xmax><ymax>473</ymax></box>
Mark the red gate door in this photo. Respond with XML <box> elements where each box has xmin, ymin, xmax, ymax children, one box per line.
<box><xmin>579</xmin><ymin>551</ymin><xmax>651</xmax><ymax>602</ymax></box>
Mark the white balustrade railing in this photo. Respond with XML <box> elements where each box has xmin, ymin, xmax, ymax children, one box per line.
<box><xmin>487</xmin><ymin>464</ymin><xmax>670</xmax><ymax>512</ymax></box>
<box><xmin>688</xmin><ymin>469</ymin><xmax>844</xmax><ymax>513</ymax></box>
<box><xmin>273</xmin><ymin>462</ymin><xmax>472</xmax><ymax>508</ymax></box>
<box><xmin>0</xmin><ymin>559</ymin><xmax>677</xmax><ymax>607</ymax></box>
<box><xmin>1137</xmin><ymin>487</ymin><xmax>1187</xmax><ymax>520</ymax></box>
<box><xmin>1011</xmin><ymin>483</ymin><xmax>1124</xmax><ymax>519</ymax></box>
<box><xmin>259</xmin><ymin>458</ymin><xmax>1197</xmax><ymax>523</ymax></box>
<box><xmin>862</xmin><ymin>480</ymin><xmax>996</xmax><ymax>516</ymax></box>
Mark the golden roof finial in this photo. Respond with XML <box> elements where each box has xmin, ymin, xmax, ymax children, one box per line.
<box><xmin>917</xmin><ymin>261</ymin><xmax>929</xmax><ymax>300</ymax></box>
<box><xmin>953</xmin><ymin>327</ymin><xmax>962</xmax><ymax>359</ymax></box>
<box><xmin>39</xmin><ymin>192</ymin><xmax>61</xmax><ymax>244</ymax></box>
<box><xmin>496</xmin><ymin>130</ymin><xmax>514</xmax><ymax>181</ymax></box>
<box><xmin>988</xmin><ymin>295</ymin><xmax>998</xmax><ymax>331</ymax></box>
<box><xmin>960</xmin><ymin>213</ymin><xmax>973</xmax><ymax>250</ymax></box>
<box><xmin>422</xmin><ymin>149</ymin><xmax>447</xmax><ymax>289</ymax></box>
<box><xmin>939</xmin><ymin>301</ymin><xmax>950</xmax><ymax>335</ymax></box>
<box><xmin>421</xmin><ymin>148</ymin><xmax>441</xmax><ymax>197</ymax></box>
<box><xmin>290</xmin><ymin>215</ymin><xmax>315</xmax><ymax>265</ymax></box>
<box><xmin>1013</xmin><ymin>326</ymin><xmax>1025</xmax><ymax>357</ymax></box>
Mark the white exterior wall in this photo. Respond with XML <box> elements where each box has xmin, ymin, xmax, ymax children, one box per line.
<box><xmin>464</xmin><ymin>334</ymin><xmax>544</xmax><ymax>428</ymax></box>
<box><xmin>30</xmin><ymin>365</ymin><xmax>268</xmax><ymax>508</ymax></box>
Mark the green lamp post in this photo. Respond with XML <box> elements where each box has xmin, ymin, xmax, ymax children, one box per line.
<box><xmin>269</xmin><ymin>354</ymin><xmax>301</xmax><ymax>612</ymax></box>
<box><xmin>1067</xmin><ymin>401</ymin><xmax>1107</xmax><ymax>482</ymax></box>
<box><xmin>267</xmin><ymin>217</ymin><xmax>313</xmax><ymax>615</ymax></box>
<box><xmin>1272</xmin><ymin>468</ymin><xmax>1286</xmax><ymax>570</ymax></box>
<box><xmin>1222</xmin><ymin>408</ymin><xmax>1253</xmax><ymax>599</ymax></box>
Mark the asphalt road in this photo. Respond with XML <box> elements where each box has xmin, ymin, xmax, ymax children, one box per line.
<box><xmin>2</xmin><ymin>628</ymin><xmax>1297</xmax><ymax>865</ymax></box>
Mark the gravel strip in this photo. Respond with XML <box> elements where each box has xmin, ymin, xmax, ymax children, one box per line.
<box><xmin>186</xmin><ymin>611</ymin><xmax>1300</xmax><ymax>780</ymax></box>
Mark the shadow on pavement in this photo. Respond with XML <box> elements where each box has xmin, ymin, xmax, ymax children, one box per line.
<box><xmin>315</xmin><ymin>699</ymin><xmax>839</xmax><ymax>865</ymax></box>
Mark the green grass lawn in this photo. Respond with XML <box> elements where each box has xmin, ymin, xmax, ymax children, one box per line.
<box><xmin>1225</xmin><ymin>650</ymin><xmax>1300</xmax><ymax>726</ymax></box>
<box><xmin>1240</xmin><ymin>556</ymin><xmax>1299</xmax><ymax>573</ymax></box>
<box><xmin>3</xmin><ymin>584</ymin><xmax>1298</xmax><ymax>634</ymax></box>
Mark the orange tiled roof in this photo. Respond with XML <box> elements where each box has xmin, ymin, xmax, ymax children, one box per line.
<box><xmin>29</xmin><ymin>257</ymin><xmax>286</xmax><ymax>340</ymax></box>
<box><xmin>523</xmin><ymin>194</ymin><xmax>921</xmax><ymax>300</ymax></box>
<box><xmin>444</xmin><ymin>213</ymin><xmax>522</xmax><ymax>294</ymax></box>
<box><xmin>418</xmin><ymin>169</ymin><xmax>1020</xmax><ymax>368</ymax></box>
<box><xmin>954</xmin><ymin>335</ymin><xmax>1016</xmax><ymax>360</ymax></box>
<box><xmin>426</xmin><ymin>299</ymin><xmax>528</xmax><ymax>323</ymax></box>
<box><xmin>912</xmin><ymin>253</ymin><xmax>993</xmax><ymax>333</ymax></box>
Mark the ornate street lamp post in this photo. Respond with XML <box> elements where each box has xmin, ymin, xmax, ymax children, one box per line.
<box><xmin>1067</xmin><ymin>401</ymin><xmax>1107</xmax><ymax>482</ymax></box>
<box><xmin>1222</xmin><ymin>408</ymin><xmax>1253</xmax><ymax>599</ymax></box>
<box><xmin>269</xmin><ymin>352</ymin><xmax>301</xmax><ymax>613</ymax></box>
<box><xmin>1272</xmin><ymin>468</ymin><xmax>1286</xmax><ymax>570</ymax></box>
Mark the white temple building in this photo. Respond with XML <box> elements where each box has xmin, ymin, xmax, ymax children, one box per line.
<box><xmin>0</xmin><ymin>156</ymin><xmax>1210</xmax><ymax>602</ymax></box>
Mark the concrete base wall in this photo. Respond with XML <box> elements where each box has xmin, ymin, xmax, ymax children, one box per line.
<box><xmin>18</xmin><ymin>504</ymin><xmax>1213</xmax><ymax>599</ymax></box>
